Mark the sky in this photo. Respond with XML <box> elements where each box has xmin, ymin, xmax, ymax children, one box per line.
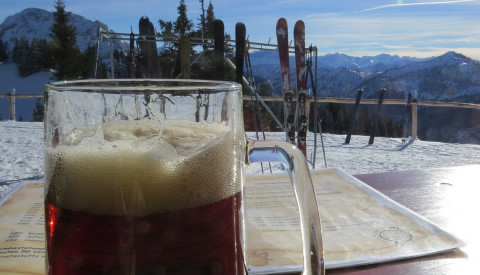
<box><xmin>1</xmin><ymin>0</ymin><xmax>480</xmax><ymax>59</ymax></box>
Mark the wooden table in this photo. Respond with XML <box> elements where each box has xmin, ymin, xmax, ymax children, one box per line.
<box><xmin>324</xmin><ymin>165</ymin><xmax>480</xmax><ymax>274</ymax></box>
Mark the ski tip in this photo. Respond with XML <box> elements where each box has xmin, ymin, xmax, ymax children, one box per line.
<box><xmin>277</xmin><ymin>18</ymin><xmax>287</xmax><ymax>28</ymax></box>
<box><xmin>236</xmin><ymin>22</ymin><xmax>246</xmax><ymax>29</ymax></box>
<box><xmin>276</xmin><ymin>18</ymin><xmax>288</xmax><ymax>37</ymax></box>
<box><xmin>214</xmin><ymin>19</ymin><xmax>224</xmax><ymax>27</ymax></box>
<box><xmin>235</xmin><ymin>22</ymin><xmax>246</xmax><ymax>34</ymax></box>
<box><xmin>139</xmin><ymin>16</ymin><xmax>150</xmax><ymax>26</ymax></box>
<box><xmin>294</xmin><ymin>20</ymin><xmax>305</xmax><ymax>28</ymax></box>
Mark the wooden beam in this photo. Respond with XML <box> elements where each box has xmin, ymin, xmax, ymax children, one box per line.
<box><xmin>242</xmin><ymin>95</ymin><xmax>480</xmax><ymax>109</ymax></box>
<box><xmin>179</xmin><ymin>37</ymin><xmax>190</xmax><ymax>79</ymax></box>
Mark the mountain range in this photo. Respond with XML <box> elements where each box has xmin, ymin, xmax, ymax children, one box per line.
<box><xmin>248</xmin><ymin>50</ymin><xmax>480</xmax><ymax>103</ymax></box>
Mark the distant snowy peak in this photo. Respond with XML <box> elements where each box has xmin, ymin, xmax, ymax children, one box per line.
<box><xmin>0</xmin><ymin>8</ymin><xmax>115</xmax><ymax>52</ymax></box>
<box><xmin>430</xmin><ymin>51</ymin><xmax>472</xmax><ymax>66</ymax></box>
<box><xmin>249</xmin><ymin>50</ymin><xmax>428</xmax><ymax>71</ymax></box>
<box><xmin>316</xmin><ymin>53</ymin><xmax>428</xmax><ymax>69</ymax></box>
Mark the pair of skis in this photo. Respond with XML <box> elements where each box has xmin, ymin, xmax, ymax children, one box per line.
<box><xmin>276</xmin><ymin>18</ymin><xmax>307</xmax><ymax>156</ymax></box>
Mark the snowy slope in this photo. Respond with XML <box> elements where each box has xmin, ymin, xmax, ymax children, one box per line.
<box><xmin>2</xmin><ymin>121</ymin><xmax>479</xmax><ymax>199</ymax></box>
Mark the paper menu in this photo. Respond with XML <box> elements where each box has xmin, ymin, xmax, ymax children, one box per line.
<box><xmin>0</xmin><ymin>181</ymin><xmax>44</xmax><ymax>275</ymax></box>
<box><xmin>245</xmin><ymin>168</ymin><xmax>464</xmax><ymax>274</ymax></box>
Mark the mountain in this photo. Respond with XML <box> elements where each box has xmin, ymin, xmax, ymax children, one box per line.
<box><xmin>0</xmin><ymin>8</ymin><xmax>127</xmax><ymax>55</ymax></box>
<box><xmin>358</xmin><ymin>51</ymin><xmax>480</xmax><ymax>101</ymax></box>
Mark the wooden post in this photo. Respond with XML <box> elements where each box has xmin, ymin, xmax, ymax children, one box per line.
<box><xmin>412</xmin><ymin>99</ymin><xmax>418</xmax><ymax>138</ymax></box>
<box><xmin>9</xmin><ymin>89</ymin><xmax>15</xmax><ymax>121</ymax></box>
<box><xmin>179</xmin><ymin>36</ymin><xmax>190</xmax><ymax>79</ymax></box>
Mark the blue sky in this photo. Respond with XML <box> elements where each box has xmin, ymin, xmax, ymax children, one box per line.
<box><xmin>1</xmin><ymin>0</ymin><xmax>480</xmax><ymax>59</ymax></box>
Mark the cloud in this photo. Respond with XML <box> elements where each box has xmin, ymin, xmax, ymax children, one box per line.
<box><xmin>304</xmin><ymin>10</ymin><xmax>480</xmax><ymax>58</ymax></box>
<box><xmin>361</xmin><ymin>0</ymin><xmax>478</xmax><ymax>12</ymax></box>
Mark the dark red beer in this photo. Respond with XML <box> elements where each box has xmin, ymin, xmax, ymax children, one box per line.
<box><xmin>44</xmin><ymin>121</ymin><xmax>246</xmax><ymax>275</ymax></box>
<box><xmin>46</xmin><ymin>192</ymin><xmax>244</xmax><ymax>275</ymax></box>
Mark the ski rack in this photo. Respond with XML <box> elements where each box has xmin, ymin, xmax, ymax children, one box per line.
<box><xmin>95</xmin><ymin>27</ymin><xmax>323</xmax><ymax>167</ymax></box>
<box><xmin>95</xmin><ymin>27</ymin><xmax>216</xmax><ymax>78</ymax></box>
<box><xmin>95</xmin><ymin>28</ymin><xmax>304</xmax><ymax>77</ymax></box>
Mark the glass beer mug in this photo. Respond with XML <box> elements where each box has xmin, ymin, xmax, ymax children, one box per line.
<box><xmin>44</xmin><ymin>79</ymin><xmax>324</xmax><ymax>275</ymax></box>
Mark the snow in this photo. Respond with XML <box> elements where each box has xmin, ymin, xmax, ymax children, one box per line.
<box><xmin>2</xmin><ymin>120</ymin><xmax>480</xmax><ymax>199</ymax></box>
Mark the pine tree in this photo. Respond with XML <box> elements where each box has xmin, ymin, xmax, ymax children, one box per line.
<box><xmin>157</xmin><ymin>19</ymin><xmax>177</xmax><ymax>77</ymax></box>
<box><xmin>32</xmin><ymin>98</ymin><xmax>44</xmax><ymax>122</ymax></box>
<box><xmin>0</xmin><ymin>40</ymin><xmax>8</xmax><ymax>63</ymax></box>
<box><xmin>175</xmin><ymin>0</ymin><xmax>194</xmax><ymax>36</ymax></box>
<box><xmin>158</xmin><ymin>0</ymin><xmax>194</xmax><ymax>78</ymax></box>
<box><xmin>79</xmin><ymin>45</ymin><xmax>96</xmax><ymax>78</ymax></box>
<box><xmin>198</xmin><ymin>0</ymin><xmax>206</xmax><ymax>39</ymax></box>
<box><xmin>32</xmin><ymin>38</ymin><xmax>53</xmax><ymax>71</ymax></box>
<box><xmin>12</xmin><ymin>37</ymin><xmax>36</xmax><ymax>77</ymax></box>
<box><xmin>12</xmin><ymin>37</ymin><xmax>29</xmax><ymax>65</ymax></box>
<box><xmin>49</xmin><ymin>0</ymin><xmax>82</xmax><ymax>80</ymax></box>
<box><xmin>205</xmin><ymin>1</ymin><xmax>215</xmax><ymax>38</ymax></box>
<box><xmin>197</xmin><ymin>1</ymin><xmax>214</xmax><ymax>48</ymax></box>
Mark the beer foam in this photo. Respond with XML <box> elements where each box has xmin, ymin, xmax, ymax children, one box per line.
<box><xmin>45</xmin><ymin>120</ymin><xmax>246</xmax><ymax>216</ymax></box>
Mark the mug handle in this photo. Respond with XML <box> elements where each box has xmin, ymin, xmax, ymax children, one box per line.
<box><xmin>247</xmin><ymin>139</ymin><xmax>325</xmax><ymax>275</ymax></box>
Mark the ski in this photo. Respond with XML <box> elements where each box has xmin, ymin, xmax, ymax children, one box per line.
<box><xmin>213</xmin><ymin>19</ymin><xmax>225</xmax><ymax>80</ymax></box>
<box><xmin>235</xmin><ymin>23</ymin><xmax>246</xmax><ymax>84</ymax></box>
<box><xmin>138</xmin><ymin>16</ymin><xmax>161</xmax><ymax>78</ymax></box>
<box><xmin>276</xmin><ymin>18</ymin><xmax>295</xmax><ymax>144</ymax></box>
<box><xmin>368</xmin><ymin>88</ymin><xmax>387</xmax><ymax>145</ymax></box>
<box><xmin>294</xmin><ymin>20</ymin><xmax>307</xmax><ymax>156</ymax></box>
<box><xmin>345</xmin><ymin>89</ymin><xmax>363</xmax><ymax>144</ymax></box>
<box><xmin>402</xmin><ymin>92</ymin><xmax>413</xmax><ymax>144</ymax></box>
<box><xmin>129</xmin><ymin>27</ymin><xmax>135</xmax><ymax>78</ymax></box>
<box><xmin>306</xmin><ymin>45</ymin><xmax>325</xmax><ymax>168</ymax></box>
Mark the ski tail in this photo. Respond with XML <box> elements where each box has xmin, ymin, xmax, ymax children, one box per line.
<box><xmin>402</xmin><ymin>92</ymin><xmax>413</xmax><ymax>141</ymax></box>
<box><xmin>294</xmin><ymin>20</ymin><xmax>307</xmax><ymax>156</ymax></box>
<box><xmin>235</xmin><ymin>23</ymin><xmax>246</xmax><ymax>84</ymax></box>
<box><xmin>368</xmin><ymin>88</ymin><xmax>387</xmax><ymax>145</ymax></box>
<box><xmin>129</xmin><ymin>27</ymin><xmax>135</xmax><ymax>78</ymax></box>
<box><xmin>276</xmin><ymin>18</ymin><xmax>295</xmax><ymax>144</ymax></box>
<box><xmin>214</xmin><ymin>19</ymin><xmax>225</xmax><ymax>81</ymax></box>
<box><xmin>345</xmin><ymin>89</ymin><xmax>363</xmax><ymax>144</ymax></box>
<box><xmin>138</xmin><ymin>16</ymin><xmax>161</xmax><ymax>78</ymax></box>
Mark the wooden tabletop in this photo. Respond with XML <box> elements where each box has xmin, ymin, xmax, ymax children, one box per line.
<box><xmin>323</xmin><ymin>165</ymin><xmax>480</xmax><ymax>274</ymax></box>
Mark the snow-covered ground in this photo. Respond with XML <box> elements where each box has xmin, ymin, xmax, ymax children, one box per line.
<box><xmin>2</xmin><ymin>120</ymin><xmax>480</xmax><ymax>199</ymax></box>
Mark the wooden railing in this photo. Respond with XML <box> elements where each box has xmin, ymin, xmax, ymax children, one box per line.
<box><xmin>0</xmin><ymin>92</ymin><xmax>43</xmax><ymax>121</ymax></box>
<box><xmin>2</xmin><ymin>92</ymin><xmax>479</xmax><ymax>139</ymax></box>
<box><xmin>242</xmin><ymin>95</ymin><xmax>480</xmax><ymax>138</ymax></box>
